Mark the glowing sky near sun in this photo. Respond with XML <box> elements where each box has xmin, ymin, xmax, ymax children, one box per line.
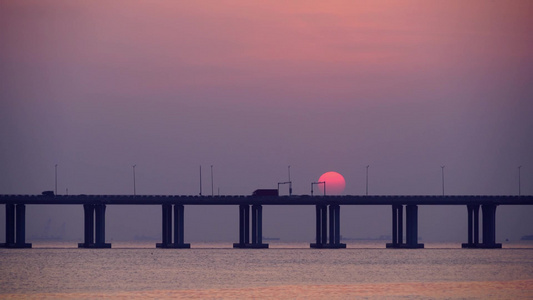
<box><xmin>2</xmin><ymin>0</ymin><xmax>531</xmax><ymax>104</ymax></box>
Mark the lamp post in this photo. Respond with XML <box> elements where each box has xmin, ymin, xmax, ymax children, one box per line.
<box><xmin>311</xmin><ymin>181</ymin><xmax>326</xmax><ymax>196</ymax></box>
<box><xmin>366</xmin><ymin>165</ymin><xmax>369</xmax><ymax>196</ymax></box>
<box><xmin>288</xmin><ymin>165</ymin><xmax>292</xmax><ymax>196</ymax></box>
<box><xmin>278</xmin><ymin>166</ymin><xmax>292</xmax><ymax>196</ymax></box>
<box><xmin>55</xmin><ymin>164</ymin><xmax>58</xmax><ymax>195</ymax></box>
<box><xmin>518</xmin><ymin>166</ymin><xmax>522</xmax><ymax>196</ymax></box>
<box><xmin>133</xmin><ymin>165</ymin><xmax>136</xmax><ymax>196</ymax></box>
<box><xmin>199</xmin><ymin>165</ymin><xmax>202</xmax><ymax>196</ymax></box>
<box><xmin>441</xmin><ymin>166</ymin><xmax>445</xmax><ymax>196</ymax></box>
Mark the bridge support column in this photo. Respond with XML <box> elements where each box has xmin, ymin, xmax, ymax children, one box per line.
<box><xmin>157</xmin><ymin>204</ymin><xmax>172</xmax><ymax>247</ymax></box>
<box><xmin>468</xmin><ymin>205</ymin><xmax>474</xmax><ymax>244</ymax></box>
<box><xmin>392</xmin><ymin>205</ymin><xmax>396</xmax><ymax>245</ymax></box>
<box><xmin>474</xmin><ymin>206</ymin><xmax>479</xmax><ymax>244</ymax></box>
<box><xmin>462</xmin><ymin>204</ymin><xmax>479</xmax><ymax>248</ymax></box>
<box><xmin>78</xmin><ymin>204</ymin><xmax>111</xmax><ymax>248</ymax></box>
<box><xmin>387</xmin><ymin>205</ymin><xmax>402</xmax><ymax>248</ymax></box>
<box><xmin>481</xmin><ymin>204</ymin><xmax>501</xmax><ymax>248</ymax></box>
<box><xmin>79</xmin><ymin>204</ymin><xmax>94</xmax><ymax>247</ymax></box>
<box><xmin>310</xmin><ymin>205</ymin><xmax>346</xmax><ymax>248</ymax></box>
<box><xmin>94</xmin><ymin>204</ymin><xmax>109</xmax><ymax>247</ymax></box>
<box><xmin>2</xmin><ymin>204</ymin><xmax>32</xmax><ymax>248</ymax></box>
<box><xmin>462</xmin><ymin>204</ymin><xmax>501</xmax><ymax>248</ymax></box>
<box><xmin>173</xmin><ymin>205</ymin><xmax>188</xmax><ymax>247</ymax></box>
<box><xmin>234</xmin><ymin>205</ymin><xmax>268</xmax><ymax>248</ymax></box>
<box><xmin>398</xmin><ymin>205</ymin><xmax>403</xmax><ymax>245</ymax></box>
<box><xmin>387</xmin><ymin>204</ymin><xmax>423</xmax><ymax>248</ymax></box>
<box><xmin>334</xmin><ymin>204</ymin><xmax>341</xmax><ymax>245</ymax></box>
<box><xmin>15</xmin><ymin>204</ymin><xmax>31</xmax><ymax>248</ymax></box>
<box><xmin>406</xmin><ymin>205</ymin><xmax>423</xmax><ymax>248</ymax></box>
<box><xmin>156</xmin><ymin>204</ymin><xmax>190</xmax><ymax>248</ymax></box>
<box><xmin>251</xmin><ymin>205</ymin><xmax>264</xmax><ymax>245</ymax></box>
<box><xmin>1</xmin><ymin>204</ymin><xmax>15</xmax><ymax>247</ymax></box>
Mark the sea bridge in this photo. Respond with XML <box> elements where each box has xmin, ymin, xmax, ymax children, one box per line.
<box><xmin>1</xmin><ymin>194</ymin><xmax>532</xmax><ymax>249</ymax></box>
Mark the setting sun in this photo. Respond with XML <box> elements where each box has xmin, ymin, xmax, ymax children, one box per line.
<box><xmin>318</xmin><ymin>171</ymin><xmax>346</xmax><ymax>195</ymax></box>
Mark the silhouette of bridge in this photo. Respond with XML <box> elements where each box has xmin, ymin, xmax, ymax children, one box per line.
<box><xmin>1</xmin><ymin>194</ymin><xmax>532</xmax><ymax>249</ymax></box>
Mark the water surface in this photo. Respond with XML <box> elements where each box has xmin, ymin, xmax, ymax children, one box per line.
<box><xmin>1</xmin><ymin>242</ymin><xmax>532</xmax><ymax>299</ymax></box>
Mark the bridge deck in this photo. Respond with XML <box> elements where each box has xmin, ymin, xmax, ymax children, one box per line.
<box><xmin>0</xmin><ymin>195</ymin><xmax>532</xmax><ymax>205</ymax></box>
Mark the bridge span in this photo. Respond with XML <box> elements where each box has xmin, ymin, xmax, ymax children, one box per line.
<box><xmin>1</xmin><ymin>194</ymin><xmax>532</xmax><ymax>249</ymax></box>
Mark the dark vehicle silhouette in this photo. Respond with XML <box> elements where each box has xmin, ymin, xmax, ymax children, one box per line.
<box><xmin>252</xmin><ymin>189</ymin><xmax>278</xmax><ymax>196</ymax></box>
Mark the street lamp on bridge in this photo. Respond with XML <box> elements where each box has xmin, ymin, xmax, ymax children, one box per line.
<box><xmin>441</xmin><ymin>166</ymin><xmax>445</xmax><ymax>196</ymax></box>
<box><xmin>199</xmin><ymin>165</ymin><xmax>202</xmax><ymax>196</ymax></box>
<box><xmin>133</xmin><ymin>165</ymin><xmax>137</xmax><ymax>196</ymax></box>
<box><xmin>55</xmin><ymin>164</ymin><xmax>58</xmax><ymax>196</ymax></box>
<box><xmin>311</xmin><ymin>181</ymin><xmax>326</xmax><ymax>196</ymax></box>
<box><xmin>519</xmin><ymin>166</ymin><xmax>522</xmax><ymax>196</ymax></box>
<box><xmin>211</xmin><ymin>165</ymin><xmax>214</xmax><ymax>197</ymax></box>
<box><xmin>278</xmin><ymin>166</ymin><xmax>292</xmax><ymax>196</ymax></box>
<box><xmin>366</xmin><ymin>165</ymin><xmax>369</xmax><ymax>196</ymax></box>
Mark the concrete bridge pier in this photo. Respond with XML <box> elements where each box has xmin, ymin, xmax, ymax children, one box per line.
<box><xmin>481</xmin><ymin>204</ymin><xmax>501</xmax><ymax>248</ymax></box>
<box><xmin>1</xmin><ymin>204</ymin><xmax>32</xmax><ymax>248</ymax></box>
<box><xmin>156</xmin><ymin>204</ymin><xmax>190</xmax><ymax>248</ymax></box>
<box><xmin>78</xmin><ymin>204</ymin><xmax>111</xmax><ymax>248</ymax></box>
<box><xmin>158</xmin><ymin>204</ymin><xmax>172</xmax><ymax>247</ymax></box>
<box><xmin>81</xmin><ymin>204</ymin><xmax>94</xmax><ymax>247</ymax></box>
<box><xmin>173</xmin><ymin>204</ymin><xmax>188</xmax><ymax>247</ymax></box>
<box><xmin>387</xmin><ymin>204</ymin><xmax>424</xmax><ymax>248</ymax></box>
<box><xmin>0</xmin><ymin>203</ymin><xmax>15</xmax><ymax>247</ymax></box>
<box><xmin>234</xmin><ymin>204</ymin><xmax>268</xmax><ymax>248</ymax></box>
<box><xmin>310</xmin><ymin>204</ymin><xmax>346</xmax><ymax>248</ymax></box>
<box><xmin>462</xmin><ymin>204</ymin><xmax>480</xmax><ymax>248</ymax></box>
<box><xmin>462</xmin><ymin>204</ymin><xmax>501</xmax><ymax>248</ymax></box>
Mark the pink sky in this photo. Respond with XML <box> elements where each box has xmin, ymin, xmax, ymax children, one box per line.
<box><xmin>2</xmin><ymin>1</ymin><xmax>531</xmax><ymax>99</ymax></box>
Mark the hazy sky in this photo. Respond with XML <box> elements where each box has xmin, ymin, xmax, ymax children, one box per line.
<box><xmin>1</xmin><ymin>0</ymin><xmax>532</xmax><ymax>243</ymax></box>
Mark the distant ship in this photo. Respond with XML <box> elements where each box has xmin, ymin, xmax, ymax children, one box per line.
<box><xmin>520</xmin><ymin>235</ymin><xmax>533</xmax><ymax>241</ymax></box>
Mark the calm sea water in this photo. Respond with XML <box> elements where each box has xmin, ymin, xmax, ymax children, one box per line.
<box><xmin>1</xmin><ymin>242</ymin><xmax>532</xmax><ymax>299</ymax></box>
